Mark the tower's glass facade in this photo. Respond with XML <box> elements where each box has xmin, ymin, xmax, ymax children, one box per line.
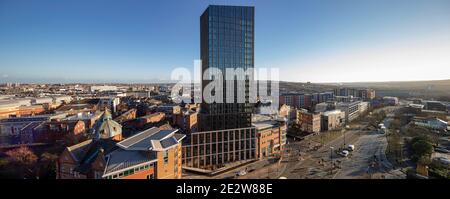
<box><xmin>199</xmin><ymin>5</ymin><xmax>255</xmax><ymax>131</ymax></box>
<box><xmin>182</xmin><ymin>5</ymin><xmax>257</xmax><ymax>171</ymax></box>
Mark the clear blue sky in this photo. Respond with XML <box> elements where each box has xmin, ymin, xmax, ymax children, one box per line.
<box><xmin>1</xmin><ymin>0</ymin><xmax>449</xmax><ymax>83</ymax></box>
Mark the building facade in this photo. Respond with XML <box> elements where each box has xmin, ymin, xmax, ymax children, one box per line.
<box><xmin>336</xmin><ymin>101</ymin><xmax>361</xmax><ymax>122</ymax></box>
<box><xmin>103</xmin><ymin>127</ymin><xmax>185</xmax><ymax>179</ymax></box>
<box><xmin>173</xmin><ymin>106</ymin><xmax>198</xmax><ymax>134</ymax></box>
<box><xmin>182</xmin><ymin>5</ymin><xmax>258</xmax><ymax>173</ymax></box>
<box><xmin>253</xmin><ymin>116</ymin><xmax>287</xmax><ymax>159</ymax></box>
<box><xmin>297</xmin><ymin>109</ymin><xmax>321</xmax><ymax>133</ymax></box>
<box><xmin>198</xmin><ymin>5</ymin><xmax>254</xmax><ymax>131</ymax></box>
<box><xmin>321</xmin><ymin>110</ymin><xmax>345</xmax><ymax>131</ymax></box>
<box><xmin>182</xmin><ymin>127</ymin><xmax>257</xmax><ymax>171</ymax></box>
<box><xmin>333</xmin><ymin>88</ymin><xmax>375</xmax><ymax>101</ymax></box>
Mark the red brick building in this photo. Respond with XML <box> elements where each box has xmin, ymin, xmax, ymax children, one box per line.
<box><xmin>56</xmin><ymin>110</ymin><xmax>122</xmax><ymax>179</ymax></box>
<box><xmin>172</xmin><ymin>106</ymin><xmax>198</xmax><ymax>134</ymax></box>
<box><xmin>297</xmin><ymin>109</ymin><xmax>321</xmax><ymax>133</ymax></box>
<box><xmin>43</xmin><ymin>120</ymin><xmax>86</xmax><ymax>144</ymax></box>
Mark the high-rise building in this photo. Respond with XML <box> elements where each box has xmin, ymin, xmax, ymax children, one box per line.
<box><xmin>199</xmin><ymin>5</ymin><xmax>255</xmax><ymax>131</ymax></box>
<box><xmin>182</xmin><ymin>5</ymin><xmax>257</xmax><ymax>172</ymax></box>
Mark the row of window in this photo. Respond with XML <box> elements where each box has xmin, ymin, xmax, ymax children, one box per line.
<box><xmin>191</xmin><ymin>131</ymin><xmax>256</xmax><ymax>144</ymax></box>
<box><xmin>207</xmin><ymin>7</ymin><xmax>253</xmax><ymax>19</ymax></box>
<box><xmin>208</xmin><ymin>16</ymin><xmax>253</xmax><ymax>25</ymax></box>
<box><xmin>208</xmin><ymin>23</ymin><xmax>253</xmax><ymax>31</ymax></box>
<box><xmin>208</xmin><ymin>59</ymin><xmax>253</xmax><ymax>66</ymax></box>
<box><xmin>183</xmin><ymin>149</ymin><xmax>256</xmax><ymax>168</ymax></box>
<box><xmin>105</xmin><ymin>163</ymin><xmax>154</xmax><ymax>179</ymax></box>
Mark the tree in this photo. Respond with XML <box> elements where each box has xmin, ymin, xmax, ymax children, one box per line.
<box><xmin>5</xmin><ymin>146</ymin><xmax>38</xmax><ymax>179</ymax></box>
<box><xmin>411</xmin><ymin>137</ymin><xmax>433</xmax><ymax>163</ymax></box>
<box><xmin>5</xmin><ymin>146</ymin><xmax>38</xmax><ymax>166</ymax></box>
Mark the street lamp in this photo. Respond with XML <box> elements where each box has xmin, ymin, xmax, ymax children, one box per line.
<box><xmin>343</xmin><ymin>130</ymin><xmax>346</xmax><ymax>146</ymax></box>
<box><xmin>330</xmin><ymin>147</ymin><xmax>334</xmax><ymax>174</ymax></box>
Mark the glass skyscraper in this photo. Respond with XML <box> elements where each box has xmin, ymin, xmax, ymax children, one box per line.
<box><xmin>199</xmin><ymin>5</ymin><xmax>255</xmax><ymax>131</ymax></box>
<box><xmin>182</xmin><ymin>5</ymin><xmax>257</xmax><ymax>171</ymax></box>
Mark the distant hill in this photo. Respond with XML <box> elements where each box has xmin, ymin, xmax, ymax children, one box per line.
<box><xmin>279</xmin><ymin>79</ymin><xmax>450</xmax><ymax>100</ymax></box>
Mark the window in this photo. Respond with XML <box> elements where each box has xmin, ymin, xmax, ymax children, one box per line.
<box><xmin>163</xmin><ymin>151</ymin><xmax>169</xmax><ymax>164</ymax></box>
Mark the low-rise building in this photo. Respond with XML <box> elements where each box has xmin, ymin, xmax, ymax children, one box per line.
<box><xmin>0</xmin><ymin>113</ymin><xmax>67</xmax><ymax>138</ymax></box>
<box><xmin>90</xmin><ymin>85</ymin><xmax>118</xmax><ymax>92</ymax></box>
<box><xmin>0</xmin><ymin>99</ymin><xmax>46</xmax><ymax>119</ymax></box>
<box><xmin>55</xmin><ymin>103</ymin><xmax>98</xmax><ymax>115</ymax></box>
<box><xmin>173</xmin><ymin>106</ymin><xmax>198</xmax><ymax>134</ymax></box>
<box><xmin>336</xmin><ymin>101</ymin><xmax>361</xmax><ymax>122</ymax></box>
<box><xmin>383</xmin><ymin>96</ymin><xmax>399</xmax><ymax>106</ymax></box>
<box><xmin>253</xmin><ymin>115</ymin><xmax>287</xmax><ymax>159</ymax></box>
<box><xmin>43</xmin><ymin>120</ymin><xmax>86</xmax><ymax>144</ymax></box>
<box><xmin>57</xmin><ymin>139</ymin><xmax>118</xmax><ymax>179</ymax></box>
<box><xmin>31</xmin><ymin>97</ymin><xmax>53</xmax><ymax>105</ymax></box>
<box><xmin>424</xmin><ymin>101</ymin><xmax>447</xmax><ymax>112</ymax></box>
<box><xmin>413</xmin><ymin>117</ymin><xmax>448</xmax><ymax>131</ymax></box>
<box><xmin>335</xmin><ymin>96</ymin><xmax>355</xmax><ymax>103</ymax></box>
<box><xmin>103</xmin><ymin>127</ymin><xmax>185</xmax><ymax>179</ymax></box>
<box><xmin>182</xmin><ymin>126</ymin><xmax>257</xmax><ymax>172</ymax></box>
<box><xmin>321</xmin><ymin>110</ymin><xmax>345</xmax><ymax>131</ymax></box>
<box><xmin>359</xmin><ymin>101</ymin><xmax>369</xmax><ymax>114</ymax></box>
<box><xmin>296</xmin><ymin>109</ymin><xmax>321</xmax><ymax>133</ymax></box>
<box><xmin>98</xmin><ymin>97</ymin><xmax>120</xmax><ymax>114</ymax></box>
<box><xmin>91</xmin><ymin>109</ymin><xmax>123</xmax><ymax>141</ymax></box>
<box><xmin>278</xmin><ymin>104</ymin><xmax>296</xmax><ymax>123</ymax></box>
<box><xmin>64</xmin><ymin>111</ymin><xmax>102</xmax><ymax>128</ymax></box>
<box><xmin>114</xmin><ymin>108</ymin><xmax>137</xmax><ymax>124</ymax></box>
<box><xmin>52</xmin><ymin>95</ymin><xmax>73</xmax><ymax>105</ymax></box>
<box><xmin>406</xmin><ymin>104</ymin><xmax>424</xmax><ymax>114</ymax></box>
<box><xmin>16</xmin><ymin>105</ymin><xmax>45</xmax><ymax>117</ymax></box>
<box><xmin>57</xmin><ymin>110</ymin><xmax>123</xmax><ymax>179</ymax></box>
<box><xmin>334</xmin><ymin>88</ymin><xmax>375</xmax><ymax>101</ymax></box>
<box><xmin>141</xmin><ymin>112</ymin><xmax>165</xmax><ymax>127</ymax></box>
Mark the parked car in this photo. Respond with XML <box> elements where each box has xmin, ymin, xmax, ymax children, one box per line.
<box><xmin>435</xmin><ymin>147</ymin><xmax>450</xmax><ymax>154</ymax></box>
<box><xmin>236</xmin><ymin>170</ymin><xmax>247</xmax><ymax>176</ymax></box>
<box><xmin>347</xmin><ymin>145</ymin><xmax>355</xmax><ymax>151</ymax></box>
<box><xmin>434</xmin><ymin>157</ymin><xmax>450</xmax><ymax>166</ymax></box>
<box><xmin>339</xmin><ymin>150</ymin><xmax>349</xmax><ymax>157</ymax></box>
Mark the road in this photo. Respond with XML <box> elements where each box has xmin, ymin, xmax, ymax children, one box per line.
<box><xmin>280</xmin><ymin>125</ymin><xmax>365</xmax><ymax>179</ymax></box>
<box><xmin>333</xmin><ymin>131</ymin><xmax>405</xmax><ymax>179</ymax></box>
<box><xmin>184</xmin><ymin>106</ymin><xmax>408</xmax><ymax>179</ymax></box>
<box><xmin>279</xmin><ymin>106</ymin><xmax>406</xmax><ymax>179</ymax></box>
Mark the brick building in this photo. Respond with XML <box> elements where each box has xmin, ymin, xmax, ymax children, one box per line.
<box><xmin>296</xmin><ymin>109</ymin><xmax>321</xmax><ymax>133</ymax></box>
<box><xmin>321</xmin><ymin>110</ymin><xmax>345</xmax><ymax>131</ymax></box>
<box><xmin>103</xmin><ymin>127</ymin><xmax>185</xmax><ymax>179</ymax></box>
<box><xmin>253</xmin><ymin>115</ymin><xmax>287</xmax><ymax>159</ymax></box>
<box><xmin>172</xmin><ymin>106</ymin><xmax>198</xmax><ymax>134</ymax></box>
<box><xmin>56</xmin><ymin>109</ymin><xmax>122</xmax><ymax>179</ymax></box>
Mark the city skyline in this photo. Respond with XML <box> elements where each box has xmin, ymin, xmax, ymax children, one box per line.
<box><xmin>1</xmin><ymin>0</ymin><xmax>449</xmax><ymax>83</ymax></box>
<box><xmin>1</xmin><ymin>1</ymin><xmax>450</xmax><ymax>183</ymax></box>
